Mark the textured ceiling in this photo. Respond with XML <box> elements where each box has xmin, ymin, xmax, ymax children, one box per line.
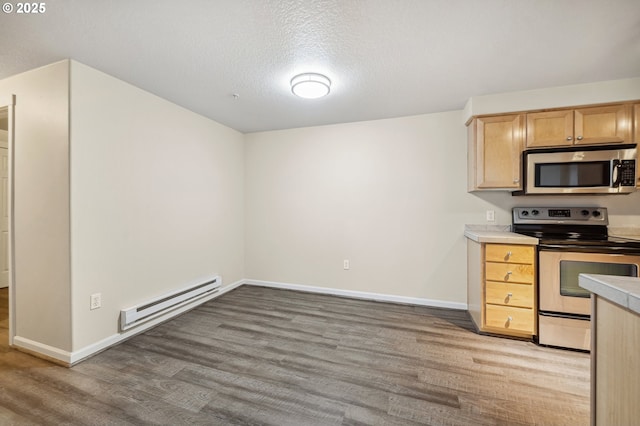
<box><xmin>1</xmin><ymin>0</ymin><xmax>639</xmax><ymax>133</ymax></box>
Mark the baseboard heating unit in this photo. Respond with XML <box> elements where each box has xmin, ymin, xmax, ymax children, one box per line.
<box><xmin>120</xmin><ymin>275</ymin><xmax>221</xmax><ymax>331</ymax></box>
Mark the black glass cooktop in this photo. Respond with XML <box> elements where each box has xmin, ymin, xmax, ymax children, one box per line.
<box><xmin>531</xmin><ymin>235</ymin><xmax>640</xmax><ymax>254</ymax></box>
<box><xmin>512</xmin><ymin>224</ymin><xmax>640</xmax><ymax>254</ymax></box>
<box><xmin>538</xmin><ymin>236</ymin><xmax>640</xmax><ymax>247</ymax></box>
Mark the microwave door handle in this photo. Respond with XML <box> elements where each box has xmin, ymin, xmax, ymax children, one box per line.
<box><xmin>612</xmin><ymin>159</ymin><xmax>621</xmax><ymax>188</ymax></box>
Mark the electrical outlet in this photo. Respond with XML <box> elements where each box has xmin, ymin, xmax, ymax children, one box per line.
<box><xmin>90</xmin><ymin>293</ymin><xmax>102</xmax><ymax>310</ymax></box>
<box><xmin>343</xmin><ymin>259</ymin><xmax>350</xmax><ymax>270</ymax></box>
<box><xmin>486</xmin><ymin>210</ymin><xmax>495</xmax><ymax>222</ymax></box>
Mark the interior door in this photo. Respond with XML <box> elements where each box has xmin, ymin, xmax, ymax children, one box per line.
<box><xmin>0</xmin><ymin>138</ymin><xmax>7</xmax><ymax>288</ymax></box>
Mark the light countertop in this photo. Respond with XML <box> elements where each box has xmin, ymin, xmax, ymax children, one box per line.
<box><xmin>464</xmin><ymin>225</ymin><xmax>539</xmax><ymax>245</ymax></box>
<box><xmin>609</xmin><ymin>227</ymin><xmax>640</xmax><ymax>239</ymax></box>
<box><xmin>579</xmin><ymin>274</ymin><xmax>640</xmax><ymax>315</ymax></box>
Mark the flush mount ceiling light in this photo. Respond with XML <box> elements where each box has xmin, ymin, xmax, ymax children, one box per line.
<box><xmin>290</xmin><ymin>73</ymin><xmax>331</xmax><ymax>99</ymax></box>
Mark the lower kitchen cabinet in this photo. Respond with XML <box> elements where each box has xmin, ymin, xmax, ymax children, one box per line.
<box><xmin>485</xmin><ymin>304</ymin><xmax>534</xmax><ymax>332</ymax></box>
<box><xmin>590</xmin><ymin>295</ymin><xmax>640</xmax><ymax>425</ymax></box>
<box><xmin>467</xmin><ymin>241</ymin><xmax>537</xmax><ymax>338</ymax></box>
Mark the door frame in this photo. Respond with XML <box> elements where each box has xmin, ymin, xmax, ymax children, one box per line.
<box><xmin>0</xmin><ymin>95</ymin><xmax>16</xmax><ymax>345</ymax></box>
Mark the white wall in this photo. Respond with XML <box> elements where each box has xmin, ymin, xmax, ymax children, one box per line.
<box><xmin>245</xmin><ymin>107</ymin><xmax>640</xmax><ymax>306</ymax></box>
<box><xmin>245</xmin><ymin>111</ymin><xmax>493</xmax><ymax>305</ymax></box>
<box><xmin>2</xmin><ymin>59</ymin><xmax>639</xmax><ymax>361</ymax></box>
<box><xmin>467</xmin><ymin>191</ymin><xmax>640</xmax><ymax>229</ymax></box>
<box><xmin>69</xmin><ymin>62</ymin><xmax>245</xmax><ymax>351</ymax></box>
<box><xmin>0</xmin><ymin>61</ymin><xmax>72</xmax><ymax>351</ymax></box>
<box><xmin>463</xmin><ymin>77</ymin><xmax>640</xmax><ymax>123</ymax></box>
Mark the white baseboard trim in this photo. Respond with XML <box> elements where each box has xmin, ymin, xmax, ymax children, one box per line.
<box><xmin>244</xmin><ymin>279</ymin><xmax>468</xmax><ymax>310</ymax></box>
<box><xmin>15</xmin><ymin>277</ymin><xmax>466</xmax><ymax>366</ymax></box>
<box><xmin>13</xmin><ymin>336</ymin><xmax>73</xmax><ymax>365</ymax></box>
<box><xmin>14</xmin><ymin>279</ymin><xmax>245</xmax><ymax>366</ymax></box>
<box><xmin>68</xmin><ymin>278</ymin><xmax>245</xmax><ymax>365</ymax></box>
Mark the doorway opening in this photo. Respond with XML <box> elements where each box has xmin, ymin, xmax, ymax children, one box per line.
<box><xmin>0</xmin><ymin>106</ymin><xmax>8</xmax><ymax>348</ymax></box>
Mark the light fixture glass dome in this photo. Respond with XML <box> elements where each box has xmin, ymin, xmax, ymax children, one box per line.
<box><xmin>290</xmin><ymin>73</ymin><xmax>331</xmax><ymax>99</ymax></box>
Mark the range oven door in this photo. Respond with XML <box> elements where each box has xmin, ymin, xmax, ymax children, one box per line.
<box><xmin>537</xmin><ymin>249</ymin><xmax>640</xmax><ymax>351</ymax></box>
<box><xmin>538</xmin><ymin>250</ymin><xmax>640</xmax><ymax>315</ymax></box>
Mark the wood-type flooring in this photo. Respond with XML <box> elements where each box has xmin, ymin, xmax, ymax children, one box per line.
<box><xmin>0</xmin><ymin>286</ymin><xmax>590</xmax><ymax>425</ymax></box>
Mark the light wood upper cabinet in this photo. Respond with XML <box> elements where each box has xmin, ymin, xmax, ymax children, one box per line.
<box><xmin>468</xmin><ymin>114</ymin><xmax>524</xmax><ymax>191</ymax></box>
<box><xmin>634</xmin><ymin>103</ymin><xmax>640</xmax><ymax>143</ymax></box>
<box><xmin>526</xmin><ymin>104</ymin><xmax>632</xmax><ymax>148</ymax></box>
<box><xmin>635</xmin><ymin>104</ymin><xmax>640</xmax><ymax>188</ymax></box>
<box><xmin>468</xmin><ymin>101</ymin><xmax>638</xmax><ymax>191</ymax></box>
<box><xmin>526</xmin><ymin>110</ymin><xmax>574</xmax><ymax>148</ymax></box>
<box><xmin>574</xmin><ymin>104</ymin><xmax>631</xmax><ymax>145</ymax></box>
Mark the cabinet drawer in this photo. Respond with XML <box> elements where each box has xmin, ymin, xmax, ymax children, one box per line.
<box><xmin>485</xmin><ymin>304</ymin><xmax>534</xmax><ymax>333</ymax></box>
<box><xmin>485</xmin><ymin>244</ymin><xmax>534</xmax><ymax>264</ymax></box>
<box><xmin>485</xmin><ymin>262</ymin><xmax>534</xmax><ymax>284</ymax></box>
<box><xmin>486</xmin><ymin>282</ymin><xmax>534</xmax><ymax>308</ymax></box>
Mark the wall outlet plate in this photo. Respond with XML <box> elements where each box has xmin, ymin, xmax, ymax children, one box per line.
<box><xmin>90</xmin><ymin>293</ymin><xmax>102</xmax><ymax>310</ymax></box>
<box><xmin>486</xmin><ymin>210</ymin><xmax>495</xmax><ymax>222</ymax></box>
<box><xmin>343</xmin><ymin>259</ymin><xmax>350</xmax><ymax>270</ymax></box>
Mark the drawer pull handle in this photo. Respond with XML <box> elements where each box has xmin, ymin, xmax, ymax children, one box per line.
<box><xmin>507</xmin><ymin>316</ymin><xmax>513</xmax><ymax>322</ymax></box>
<box><xmin>504</xmin><ymin>292</ymin><xmax>514</xmax><ymax>304</ymax></box>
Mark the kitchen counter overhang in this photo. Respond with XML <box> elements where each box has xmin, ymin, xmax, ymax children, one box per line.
<box><xmin>464</xmin><ymin>225</ymin><xmax>539</xmax><ymax>245</ymax></box>
<box><xmin>579</xmin><ymin>274</ymin><xmax>640</xmax><ymax>315</ymax></box>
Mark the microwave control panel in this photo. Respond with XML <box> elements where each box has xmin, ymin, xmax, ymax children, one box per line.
<box><xmin>618</xmin><ymin>160</ymin><xmax>636</xmax><ymax>186</ymax></box>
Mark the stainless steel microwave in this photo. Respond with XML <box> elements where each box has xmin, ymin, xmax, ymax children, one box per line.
<box><xmin>522</xmin><ymin>144</ymin><xmax>637</xmax><ymax>194</ymax></box>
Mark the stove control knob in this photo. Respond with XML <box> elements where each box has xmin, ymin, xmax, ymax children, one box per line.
<box><xmin>521</xmin><ymin>210</ymin><xmax>529</xmax><ymax>216</ymax></box>
<box><xmin>531</xmin><ymin>209</ymin><xmax>539</xmax><ymax>216</ymax></box>
<box><xmin>581</xmin><ymin>209</ymin><xmax>590</xmax><ymax>216</ymax></box>
<box><xmin>592</xmin><ymin>210</ymin><xmax>601</xmax><ymax>217</ymax></box>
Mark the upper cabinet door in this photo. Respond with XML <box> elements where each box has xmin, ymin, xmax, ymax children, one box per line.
<box><xmin>574</xmin><ymin>104</ymin><xmax>631</xmax><ymax>145</ymax></box>
<box><xmin>634</xmin><ymin>103</ymin><xmax>639</xmax><ymax>144</ymax></box>
<box><xmin>526</xmin><ymin>110</ymin><xmax>574</xmax><ymax>148</ymax></box>
<box><xmin>473</xmin><ymin>114</ymin><xmax>524</xmax><ymax>190</ymax></box>
<box><xmin>635</xmin><ymin>104</ymin><xmax>640</xmax><ymax>188</ymax></box>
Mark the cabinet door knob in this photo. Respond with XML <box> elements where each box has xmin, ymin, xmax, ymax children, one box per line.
<box><xmin>507</xmin><ymin>292</ymin><xmax>513</xmax><ymax>297</ymax></box>
<box><xmin>576</xmin><ymin>136</ymin><xmax>583</xmax><ymax>140</ymax></box>
<box><xmin>506</xmin><ymin>271</ymin><xmax>513</xmax><ymax>275</ymax></box>
<box><xmin>566</xmin><ymin>136</ymin><xmax>573</xmax><ymax>141</ymax></box>
<box><xmin>506</xmin><ymin>251</ymin><xmax>512</xmax><ymax>257</ymax></box>
<box><xmin>507</xmin><ymin>316</ymin><xmax>513</xmax><ymax>322</ymax></box>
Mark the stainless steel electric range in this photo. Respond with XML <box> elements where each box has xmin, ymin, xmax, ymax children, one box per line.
<box><xmin>512</xmin><ymin>207</ymin><xmax>640</xmax><ymax>351</ymax></box>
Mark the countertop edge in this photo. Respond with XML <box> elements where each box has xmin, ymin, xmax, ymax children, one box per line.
<box><xmin>464</xmin><ymin>227</ymin><xmax>539</xmax><ymax>245</ymax></box>
<box><xmin>579</xmin><ymin>274</ymin><xmax>640</xmax><ymax>315</ymax></box>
